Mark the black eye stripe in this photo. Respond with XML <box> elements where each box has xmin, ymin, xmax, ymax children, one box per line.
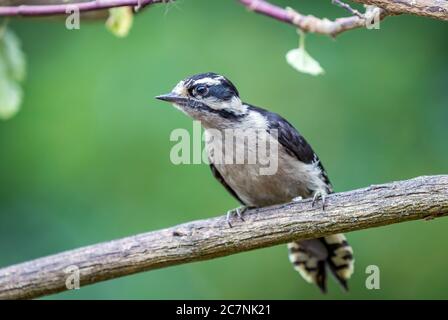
<box><xmin>207</xmin><ymin>84</ymin><xmax>234</xmax><ymax>100</ymax></box>
<box><xmin>197</xmin><ymin>104</ymin><xmax>246</xmax><ymax>120</ymax></box>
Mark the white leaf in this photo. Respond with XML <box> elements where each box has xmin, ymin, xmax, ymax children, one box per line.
<box><xmin>0</xmin><ymin>28</ymin><xmax>26</xmax><ymax>120</ymax></box>
<box><xmin>2</xmin><ymin>30</ymin><xmax>26</xmax><ymax>82</ymax></box>
<box><xmin>286</xmin><ymin>47</ymin><xmax>325</xmax><ymax>76</ymax></box>
<box><xmin>0</xmin><ymin>76</ymin><xmax>22</xmax><ymax>120</ymax></box>
<box><xmin>106</xmin><ymin>7</ymin><xmax>134</xmax><ymax>38</ymax></box>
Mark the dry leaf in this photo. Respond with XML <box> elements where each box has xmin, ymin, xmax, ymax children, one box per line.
<box><xmin>286</xmin><ymin>47</ymin><xmax>325</xmax><ymax>76</ymax></box>
<box><xmin>106</xmin><ymin>7</ymin><xmax>134</xmax><ymax>38</ymax></box>
<box><xmin>286</xmin><ymin>31</ymin><xmax>324</xmax><ymax>76</ymax></box>
<box><xmin>0</xmin><ymin>28</ymin><xmax>26</xmax><ymax>120</ymax></box>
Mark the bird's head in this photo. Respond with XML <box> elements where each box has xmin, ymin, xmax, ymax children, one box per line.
<box><xmin>156</xmin><ymin>72</ymin><xmax>247</xmax><ymax>128</ymax></box>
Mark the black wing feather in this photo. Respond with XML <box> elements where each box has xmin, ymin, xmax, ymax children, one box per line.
<box><xmin>246</xmin><ymin>104</ymin><xmax>332</xmax><ymax>190</ymax></box>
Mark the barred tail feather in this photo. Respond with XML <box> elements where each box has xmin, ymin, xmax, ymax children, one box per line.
<box><xmin>287</xmin><ymin>241</ymin><xmax>328</xmax><ymax>293</ymax></box>
<box><xmin>287</xmin><ymin>234</ymin><xmax>354</xmax><ymax>293</ymax></box>
<box><xmin>321</xmin><ymin>234</ymin><xmax>354</xmax><ymax>291</ymax></box>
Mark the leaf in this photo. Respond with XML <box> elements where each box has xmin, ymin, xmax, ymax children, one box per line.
<box><xmin>286</xmin><ymin>47</ymin><xmax>325</xmax><ymax>76</ymax></box>
<box><xmin>2</xmin><ymin>29</ymin><xmax>26</xmax><ymax>82</ymax></box>
<box><xmin>106</xmin><ymin>7</ymin><xmax>134</xmax><ymax>38</ymax></box>
<box><xmin>0</xmin><ymin>76</ymin><xmax>22</xmax><ymax>120</ymax></box>
<box><xmin>0</xmin><ymin>28</ymin><xmax>26</xmax><ymax>121</ymax></box>
<box><xmin>286</xmin><ymin>31</ymin><xmax>324</xmax><ymax>76</ymax></box>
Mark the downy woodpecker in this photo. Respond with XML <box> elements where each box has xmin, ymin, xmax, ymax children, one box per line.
<box><xmin>156</xmin><ymin>72</ymin><xmax>354</xmax><ymax>293</ymax></box>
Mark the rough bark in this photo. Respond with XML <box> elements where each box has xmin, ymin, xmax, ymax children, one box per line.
<box><xmin>0</xmin><ymin>175</ymin><xmax>447</xmax><ymax>300</ymax></box>
<box><xmin>353</xmin><ymin>0</ymin><xmax>448</xmax><ymax>21</ymax></box>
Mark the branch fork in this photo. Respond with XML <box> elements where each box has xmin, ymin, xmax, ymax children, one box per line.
<box><xmin>0</xmin><ymin>0</ymin><xmax>445</xmax><ymax>33</ymax></box>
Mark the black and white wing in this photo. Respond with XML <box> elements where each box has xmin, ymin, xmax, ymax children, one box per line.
<box><xmin>247</xmin><ymin>104</ymin><xmax>333</xmax><ymax>193</ymax></box>
<box><xmin>245</xmin><ymin>105</ymin><xmax>354</xmax><ymax>292</ymax></box>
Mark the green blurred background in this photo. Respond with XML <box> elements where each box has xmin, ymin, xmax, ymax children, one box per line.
<box><xmin>0</xmin><ymin>0</ymin><xmax>447</xmax><ymax>299</ymax></box>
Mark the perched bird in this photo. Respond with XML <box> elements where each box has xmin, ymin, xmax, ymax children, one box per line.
<box><xmin>156</xmin><ymin>72</ymin><xmax>354</xmax><ymax>293</ymax></box>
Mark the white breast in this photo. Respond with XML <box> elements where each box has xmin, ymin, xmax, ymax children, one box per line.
<box><xmin>205</xmin><ymin>121</ymin><xmax>328</xmax><ymax>207</ymax></box>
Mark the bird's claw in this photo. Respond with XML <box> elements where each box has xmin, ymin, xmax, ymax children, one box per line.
<box><xmin>226</xmin><ymin>206</ymin><xmax>248</xmax><ymax>228</ymax></box>
<box><xmin>312</xmin><ymin>191</ymin><xmax>327</xmax><ymax>210</ymax></box>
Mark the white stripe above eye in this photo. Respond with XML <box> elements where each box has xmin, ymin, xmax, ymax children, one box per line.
<box><xmin>192</xmin><ymin>77</ymin><xmax>222</xmax><ymax>86</ymax></box>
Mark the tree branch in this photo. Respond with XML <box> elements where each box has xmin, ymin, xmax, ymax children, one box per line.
<box><xmin>238</xmin><ymin>0</ymin><xmax>447</xmax><ymax>36</ymax></box>
<box><xmin>0</xmin><ymin>0</ymin><xmax>444</xmax><ymax>37</ymax></box>
<box><xmin>238</xmin><ymin>0</ymin><xmax>389</xmax><ymax>37</ymax></box>
<box><xmin>0</xmin><ymin>0</ymin><xmax>166</xmax><ymax>16</ymax></box>
<box><xmin>352</xmin><ymin>0</ymin><xmax>448</xmax><ymax>21</ymax></box>
<box><xmin>0</xmin><ymin>175</ymin><xmax>447</xmax><ymax>299</ymax></box>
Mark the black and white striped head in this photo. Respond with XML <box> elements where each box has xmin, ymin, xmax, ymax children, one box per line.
<box><xmin>156</xmin><ymin>73</ymin><xmax>247</xmax><ymax>128</ymax></box>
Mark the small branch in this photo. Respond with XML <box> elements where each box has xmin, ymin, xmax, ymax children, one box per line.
<box><xmin>0</xmin><ymin>175</ymin><xmax>447</xmax><ymax>299</ymax></box>
<box><xmin>332</xmin><ymin>0</ymin><xmax>364</xmax><ymax>18</ymax></box>
<box><xmin>238</xmin><ymin>0</ymin><xmax>388</xmax><ymax>37</ymax></box>
<box><xmin>0</xmin><ymin>0</ymin><xmax>445</xmax><ymax>24</ymax></box>
<box><xmin>0</xmin><ymin>0</ymin><xmax>167</xmax><ymax>16</ymax></box>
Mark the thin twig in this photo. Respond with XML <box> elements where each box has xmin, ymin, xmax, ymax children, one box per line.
<box><xmin>332</xmin><ymin>0</ymin><xmax>364</xmax><ymax>18</ymax></box>
<box><xmin>0</xmin><ymin>0</ymin><xmax>167</xmax><ymax>16</ymax></box>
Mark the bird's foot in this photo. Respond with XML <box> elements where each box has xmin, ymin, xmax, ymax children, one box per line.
<box><xmin>226</xmin><ymin>206</ymin><xmax>251</xmax><ymax>228</ymax></box>
<box><xmin>312</xmin><ymin>191</ymin><xmax>327</xmax><ymax>210</ymax></box>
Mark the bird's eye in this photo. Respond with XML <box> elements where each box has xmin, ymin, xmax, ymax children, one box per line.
<box><xmin>194</xmin><ymin>85</ymin><xmax>209</xmax><ymax>97</ymax></box>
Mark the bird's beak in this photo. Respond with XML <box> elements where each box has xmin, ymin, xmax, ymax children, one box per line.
<box><xmin>155</xmin><ymin>93</ymin><xmax>187</xmax><ymax>105</ymax></box>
